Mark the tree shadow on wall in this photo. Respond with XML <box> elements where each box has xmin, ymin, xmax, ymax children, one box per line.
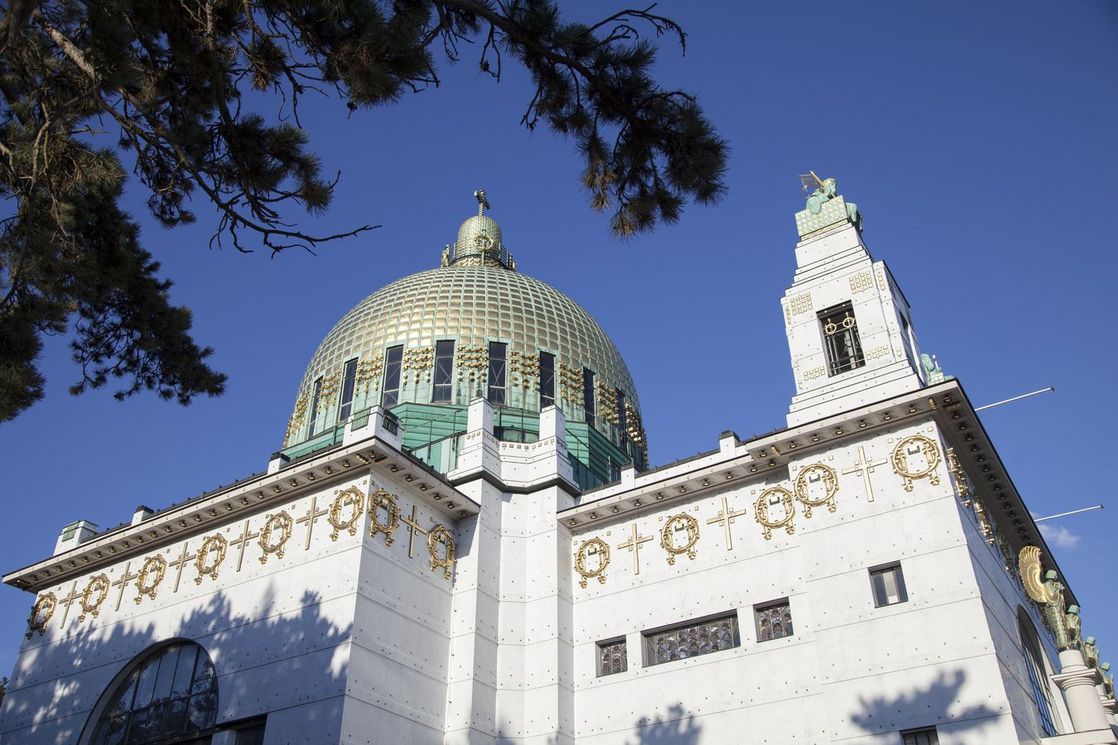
<box><xmin>850</xmin><ymin>669</ymin><xmax>1000</xmax><ymax>737</ymax></box>
<box><xmin>628</xmin><ymin>704</ymin><xmax>701</xmax><ymax>745</ymax></box>
<box><xmin>1</xmin><ymin>586</ymin><xmax>351</xmax><ymax>744</ymax></box>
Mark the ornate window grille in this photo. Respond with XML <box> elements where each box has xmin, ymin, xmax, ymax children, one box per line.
<box><xmin>819</xmin><ymin>302</ymin><xmax>865</xmax><ymax>376</ymax></box>
<box><xmin>642</xmin><ymin>613</ymin><xmax>740</xmax><ymax>666</ymax></box>
<box><xmin>901</xmin><ymin>727</ymin><xmax>940</xmax><ymax>745</ymax></box>
<box><xmin>381</xmin><ymin>345</ymin><xmax>403</xmax><ymax>408</ymax></box>
<box><xmin>870</xmin><ymin>563</ymin><xmax>908</xmax><ymax>607</ymax></box>
<box><xmin>487</xmin><ymin>342</ymin><xmax>507</xmax><ymax>405</ymax></box>
<box><xmin>596</xmin><ymin>638</ymin><xmax>627</xmax><ymax>676</ymax></box>
<box><xmin>754</xmin><ymin>600</ymin><xmax>794</xmax><ymax>641</ymax></box>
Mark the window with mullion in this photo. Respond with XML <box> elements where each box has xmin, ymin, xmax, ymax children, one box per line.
<box><xmin>870</xmin><ymin>563</ymin><xmax>908</xmax><ymax>607</ymax></box>
<box><xmin>754</xmin><ymin>599</ymin><xmax>793</xmax><ymax>641</ymax></box>
<box><xmin>819</xmin><ymin>301</ymin><xmax>865</xmax><ymax>376</ymax></box>
<box><xmin>337</xmin><ymin>358</ymin><xmax>358</xmax><ymax>421</ymax></box>
<box><xmin>381</xmin><ymin>346</ymin><xmax>403</xmax><ymax>408</ymax></box>
<box><xmin>539</xmin><ymin>351</ymin><xmax>556</xmax><ymax>409</ymax></box>
<box><xmin>432</xmin><ymin>340</ymin><xmax>455</xmax><ymax>403</ymax></box>
<box><xmin>643</xmin><ymin>612</ymin><xmax>740</xmax><ymax>666</ymax></box>
<box><xmin>487</xmin><ymin>342</ymin><xmax>507</xmax><ymax>405</ymax></box>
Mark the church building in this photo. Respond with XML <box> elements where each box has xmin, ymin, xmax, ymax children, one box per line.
<box><xmin>2</xmin><ymin>180</ymin><xmax>1115</xmax><ymax>745</ymax></box>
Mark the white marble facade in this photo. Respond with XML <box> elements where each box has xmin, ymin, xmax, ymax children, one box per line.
<box><xmin>3</xmin><ymin>191</ymin><xmax>1114</xmax><ymax>745</ymax></box>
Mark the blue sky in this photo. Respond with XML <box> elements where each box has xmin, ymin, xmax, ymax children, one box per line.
<box><xmin>2</xmin><ymin>1</ymin><xmax>1116</xmax><ymax>678</ymax></box>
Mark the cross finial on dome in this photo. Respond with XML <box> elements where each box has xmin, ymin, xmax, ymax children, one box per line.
<box><xmin>473</xmin><ymin>189</ymin><xmax>490</xmax><ymax>217</ymax></box>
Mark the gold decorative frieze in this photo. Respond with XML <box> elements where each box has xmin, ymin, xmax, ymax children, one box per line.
<box><xmin>864</xmin><ymin>345</ymin><xmax>891</xmax><ymax>361</ymax></box>
<box><xmin>355</xmin><ymin>357</ymin><xmax>383</xmax><ymax>397</ymax></box>
<box><xmin>875</xmin><ymin>266</ymin><xmax>889</xmax><ymax>293</ymax></box>
<box><xmin>26</xmin><ymin>592</ymin><xmax>56</xmax><ymax>638</ymax></box>
<box><xmin>194</xmin><ymin>534</ymin><xmax>227</xmax><ymax>585</ymax></box>
<box><xmin>755</xmin><ymin>487</ymin><xmax>795</xmax><ymax>539</ymax></box>
<box><xmin>368</xmin><ymin>488</ymin><xmax>400</xmax><ymax>545</ymax></box>
<box><xmin>801</xmin><ymin>367</ymin><xmax>826</xmax><ymax>382</ymax></box>
<box><xmin>558</xmin><ymin>362</ymin><xmax>583</xmax><ymax>404</ymax></box>
<box><xmin>328</xmin><ymin>487</ymin><xmax>365</xmax><ymax>540</ymax></box>
<box><xmin>78</xmin><ymin>574</ymin><xmax>110</xmax><ymax>622</ymax></box>
<box><xmin>660</xmin><ymin>513</ymin><xmax>700</xmax><ymax>565</ymax></box>
<box><xmin>455</xmin><ymin>345</ymin><xmax>488</xmax><ymax>381</ymax></box>
<box><xmin>509</xmin><ymin>350</ymin><xmax>538</xmax><ymax>390</ymax></box>
<box><xmin>402</xmin><ymin>346</ymin><xmax>434</xmax><ymax>384</ymax></box>
<box><xmin>891</xmin><ymin>435</ymin><xmax>942</xmax><ymax>491</ymax></box>
<box><xmin>788</xmin><ymin>293</ymin><xmax>813</xmax><ymax>316</ymax></box>
<box><xmin>258</xmin><ymin>511</ymin><xmax>294</xmax><ymax>564</ymax></box>
<box><xmin>849</xmin><ymin>270</ymin><xmax>874</xmax><ymax>294</ymax></box>
<box><xmin>946</xmin><ymin>447</ymin><xmax>970</xmax><ymax>502</ymax></box>
<box><xmin>625</xmin><ymin>402</ymin><xmax>647</xmax><ymax>449</ymax></box>
<box><xmin>285</xmin><ymin>391</ymin><xmax>310</xmax><ymax>446</ymax></box>
<box><xmin>135</xmin><ymin>555</ymin><xmax>166</xmax><ymax>603</ymax></box>
<box><xmin>794</xmin><ymin>463</ymin><xmax>839</xmax><ymax>517</ymax></box>
<box><xmin>427</xmin><ymin>524</ymin><xmax>456</xmax><ymax>579</ymax></box>
<box><xmin>597</xmin><ymin>382</ymin><xmax>619</xmax><ymax>425</ymax></box>
<box><xmin>575</xmin><ymin>537</ymin><xmax>610</xmax><ymax>588</ymax></box>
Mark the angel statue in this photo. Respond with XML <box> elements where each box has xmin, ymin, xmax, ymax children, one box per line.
<box><xmin>1084</xmin><ymin>637</ymin><xmax>1101</xmax><ymax>670</ymax></box>
<box><xmin>1019</xmin><ymin>545</ymin><xmax>1079</xmax><ymax>651</ymax></box>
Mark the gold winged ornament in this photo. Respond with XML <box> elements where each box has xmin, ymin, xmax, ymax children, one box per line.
<box><xmin>1018</xmin><ymin>546</ymin><xmax>1077</xmax><ymax>650</ymax></box>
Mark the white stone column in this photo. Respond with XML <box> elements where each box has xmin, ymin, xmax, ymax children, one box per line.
<box><xmin>1053</xmin><ymin>648</ymin><xmax>1118</xmax><ymax>743</ymax></box>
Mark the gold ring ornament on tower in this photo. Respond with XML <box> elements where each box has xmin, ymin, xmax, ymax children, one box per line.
<box><xmin>428</xmin><ymin>524</ymin><xmax>456</xmax><ymax>579</ymax></box>
<box><xmin>891</xmin><ymin>435</ymin><xmax>942</xmax><ymax>492</ymax></box>
<box><xmin>660</xmin><ymin>513</ymin><xmax>700</xmax><ymax>565</ymax></box>
<box><xmin>259</xmin><ymin>511</ymin><xmax>294</xmax><ymax>564</ymax></box>
<box><xmin>755</xmin><ymin>487</ymin><xmax>796</xmax><ymax>540</ymax></box>
<box><xmin>194</xmin><ymin>534</ymin><xmax>228</xmax><ymax>584</ymax></box>
<box><xmin>329</xmin><ymin>487</ymin><xmax>365</xmax><ymax>541</ymax></box>
<box><xmin>135</xmin><ymin>555</ymin><xmax>167</xmax><ymax>603</ymax></box>
<box><xmin>26</xmin><ymin>592</ymin><xmax>57</xmax><ymax>638</ymax></box>
<box><xmin>574</xmin><ymin>537</ymin><xmax>610</xmax><ymax>588</ymax></box>
<box><xmin>368</xmin><ymin>488</ymin><xmax>400</xmax><ymax>545</ymax></box>
<box><xmin>794</xmin><ymin>463</ymin><xmax>839</xmax><ymax>518</ymax></box>
<box><xmin>78</xmin><ymin>574</ymin><xmax>111</xmax><ymax>621</ymax></box>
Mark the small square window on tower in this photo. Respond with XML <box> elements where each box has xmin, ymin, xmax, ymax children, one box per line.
<box><xmin>596</xmin><ymin>638</ymin><xmax>627</xmax><ymax>676</ymax></box>
<box><xmin>901</xmin><ymin>726</ymin><xmax>940</xmax><ymax>745</ymax></box>
<box><xmin>870</xmin><ymin>563</ymin><xmax>908</xmax><ymax>607</ymax></box>
<box><xmin>819</xmin><ymin>301</ymin><xmax>865</xmax><ymax>376</ymax></box>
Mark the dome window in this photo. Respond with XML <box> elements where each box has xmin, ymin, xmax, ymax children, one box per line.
<box><xmin>583</xmin><ymin>368</ymin><xmax>596</xmax><ymax>427</ymax></box>
<box><xmin>381</xmin><ymin>346</ymin><xmax>403</xmax><ymax>408</ymax></box>
<box><xmin>487</xmin><ymin>342</ymin><xmax>507</xmax><ymax>405</ymax></box>
<box><xmin>337</xmin><ymin>358</ymin><xmax>358</xmax><ymax>422</ymax></box>
<box><xmin>539</xmin><ymin>352</ymin><xmax>556</xmax><ymax>409</ymax></box>
<box><xmin>432</xmin><ymin>340</ymin><xmax>456</xmax><ymax>403</ymax></box>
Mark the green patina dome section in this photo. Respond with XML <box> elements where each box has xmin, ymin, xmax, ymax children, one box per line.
<box><xmin>282</xmin><ymin>196</ymin><xmax>646</xmax><ymax>484</ymax></box>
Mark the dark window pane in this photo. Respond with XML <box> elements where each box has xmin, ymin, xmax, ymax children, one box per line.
<box><xmin>171</xmin><ymin>644</ymin><xmax>197</xmax><ymax>698</ymax></box>
<box><xmin>433</xmin><ymin>340</ymin><xmax>455</xmax><ymax>403</ymax></box>
<box><xmin>582</xmin><ymin>368</ymin><xmax>596</xmax><ymax>427</ymax></box>
<box><xmin>539</xmin><ymin>352</ymin><xmax>555</xmax><ymax>409</ymax></box>
<box><xmin>338</xmin><ymin>358</ymin><xmax>358</xmax><ymax>421</ymax></box>
<box><xmin>381</xmin><ymin>346</ymin><xmax>403</xmax><ymax>408</ymax></box>
<box><xmin>151</xmin><ymin>646</ymin><xmax>179</xmax><ymax>702</ymax></box>
<box><xmin>132</xmin><ymin>659</ymin><xmax>160</xmax><ymax>710</ymax></box>
<box><xmin>643</xmin><ymin>613</ymin><xmax>740</xmax><ymax>666</ymax></box>
<box><xmin>187</xmin><ymin>690</ymin><xmax>218</xmax><ymax>730</ymax></box>
<box><xmin>235</xmin><ymin>723</ymin><xmax>267</xmax><ymax>745</ymax></box>
<box><xmin>307</xmin><ymin>377</ymin><xmax>324</xmax><ymax>437</ymax></box>
<box><xmin>597</xmin><ymin>639</ymin><xmax>627</xmax><ymax>676</ymax></box>
<box><xmin>487</xmin><ymin>342</ymin><xmax>507</xmax><ymax>405</ymax></box>
<box><xmin>871</xmin><ymin>564</ymin><xmax>908</xmax><ymax>606</ymax></box>
<box><xmin>755</xmin><ymin>600</ymin><xmax>793</xmax><ymax>641</ymax></box>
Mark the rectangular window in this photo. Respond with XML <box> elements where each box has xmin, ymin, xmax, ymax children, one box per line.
<box><xmin>487</xmin><ymin>342</ymin><xmax>507</xmax><ymax>405</ymax></box>
<box><xmin>596</xmin><ymin>638</ymin><xmax>627</xmax><ymax>677</ymax></box>
<box><xmin>643</xmin><ymin>612</ymin><xmax>740</xmax><ymax>667</ymax></box>
<box><xmin>381</xmin><ymin>346</ymin><xmax>403</xmax><ymax>408</ymax></box>
<box><xmin>582</xmin><ymin>368</ymin><xmax>596</xmax><ymax>427</ymax></box>
<box><xmin>901</xmin><ymin>727</ymin><xmax>939</xmax><ymax>745</ymax></box>
<box><xmin>432</xmin><ymin>340</ymin><xmax>455</xmax><ymax>403</ymax></box>
<box><xmin>870</xmin><ymin>563</ymin><xmax>908</xmax><ymax>607</ymax></box>
<box><xmin>754</xmin><ymin>599</ymin><xmax>793</xmax><ymax>641</ymax></box>
<box><xmin>337</xmin><ymin>358</ymin><xmax>358</xmax><ymax>422</ymax></box>
<box><xmin>307</xmin><ymin>377</ymin><xmax>324</xmax><ymax>437</ymax></box>
<box><xmin>539</xmin><ymin>352</ymin><xmax>555</xmax><ymax>409</ymax></box>
<box><xmin>819</xmin><ymin>301</ymin><xmax>865</xmax><ymax>376</ymax></box>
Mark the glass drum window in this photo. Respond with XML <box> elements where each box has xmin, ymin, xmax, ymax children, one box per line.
<box><xmin>754</xmin><ymin>600</ymin><xmax>793</xmax><ymax>641</ymax></box>
<box><xmin>643</xmin><ymin>613</ymin><xmax>740</xmax><ymax>666</ymax></box>
<box><xmin>582</xmin><ymin>368</ymin><xmax>596</xmax><ymax>427</ymax></box>
<box><xmin>432</xmin><ymin>340</ymin><xmax>455</xmax><ymax>403</ymax></box>
<box><xmin>819</xmin><ymin>301</ymin><xmax>865</xmax><ymax>376</ymax></box>
<box><xmin>870</xmin><ymin>563</ymin><xmax>908</xmax><ymax>607</ymax></box>
<box><xmin>539</xmin><ymin>352</ymin><xmax>556</xmax><ymax>409</ymax></box>
<box><xmin>615</xmin><ymin>388</ymin><xmax>628</xmax><ymax>453</ymax></box>
<box><xmin>487</xmin><ymin>342</ymin><xmax>507</xmax><ymax>405</ymax></box>
<box><xmin>307</xmin><ymin>377</ymin><xmax>324</xmax><ymax>437</ymax></box>
<box><xmin>596</xmin><ymin>638</ymin><xmax>627</xmax><ymax>677</ymax></box>
<box><xmin>337</xmin><ymin>358</ymin><xmax>358</xmax><ymax>422</ymax></box>
<box><xmin>381</xmin><ymin>346</ymin><xmax>403</xmax><ymax>408</ymax></box>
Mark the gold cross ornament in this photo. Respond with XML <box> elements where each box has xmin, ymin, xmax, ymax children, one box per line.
<box><xmin>707</xmin><ymin>496</ymin><xmax>748</xmax><ymax>550</ymax></box>
<box><xmin>399</xmin><ymin>504</ymin><xmax>428</xmax><ymax>559</ymax></box>
<box><xmin>169</xmin><ymin>543</ymin><xmax>198</xmax><ymax>592</ymax></box>
<box><xmin>843</xmin><ymin>446</ymin><xmax>887</xmax><ymax>502</ymax></box>
<box><xmin>110</xmin><ymin>562</ymin><xmax>138</xmax><ymax>611</ymax></box>
<box><xmin>297</xmin><ymin>496</ymin><xmax>329</xmax><ymax>550</ymax></box>
<box><xmin>229</xmin><ymin>520</ymin><xmax>261</xmax><ymax>572</ymax></box>
<box><xmin>617</xmin><ymin>523</ymin><xmax>652</xmax><ymax>575</ymax></box>
<box><xmin>57</xmin><ymin>581</ymin><xmax>81</xmax><ymax>629</ymax></box>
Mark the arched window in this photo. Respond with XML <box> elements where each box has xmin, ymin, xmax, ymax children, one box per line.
<box><xmin>1018</xmin><ymin>609</ymin><xmax>1060</xmax><ymax>737</ymax></box>
<box><xmin>86</xmin><ymin>641</ymin><xmax>218</xmax><ymax>745</ymax></box>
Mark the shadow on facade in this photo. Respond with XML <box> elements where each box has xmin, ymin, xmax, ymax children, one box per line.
<box><xmin>849</xmin><ymin>669</ymin><xmax>999</xmax><ymax>736</ymax></box>
<box><xmin>1</xmin><ymin>587</ymin><xmax>351</xmax><ymax>743</ymax></box>
<box><xmin>628</xmin><ymin>704</ymin><xmax>701</xmax><ymax>745</ymax></box>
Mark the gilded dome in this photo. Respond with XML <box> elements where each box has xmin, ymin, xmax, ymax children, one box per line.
<box><xmin>283</xmin><ymin>199</ymin><xmax>645</xmax><ymax>466</ymax></box>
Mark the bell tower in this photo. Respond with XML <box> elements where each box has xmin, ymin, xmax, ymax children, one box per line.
<box><xmin>782</xmin><ymin>174</ymin><xmax>935</xmax><ymax>427</ymax></box>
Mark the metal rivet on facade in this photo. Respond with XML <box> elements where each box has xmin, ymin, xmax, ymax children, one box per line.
<box><xmin>390</xmin><ymin>465</ymin><xmax>399</xmax><ymax>472</ymax></box>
